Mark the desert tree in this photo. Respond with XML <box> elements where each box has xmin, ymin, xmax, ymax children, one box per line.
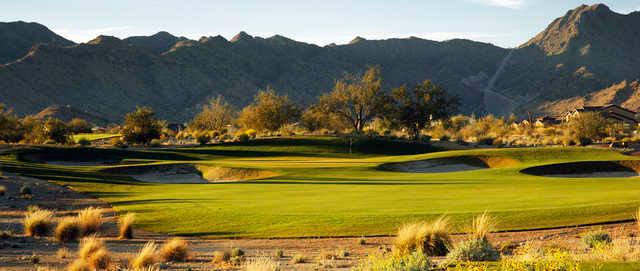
<box><xmin>237</xmin><ymin>87</ymin><xmax>301</xmax><ymax>132</ymax></box>
<box><xmin>301</xmin><ymin>104</ymin><xmax>350</xmax><ymax>132</ymax></box>
<box><xmin>43</xmin><ymin>118</ymin><xmax>71</xmax><ymax>144</ymax></box>
<box><xmin>121</xmin><ymin>106</ymin><xmax>162</xmax><ymax>145</ymax></box>
<box><xmin>189</xmin><ymin>95</ymin><xmax>235</xmax><ymax>132</ymax></box>
<box><xmin>391</xmin><ymin>80</ymin><xmax>458</xmax><ymax>140</ymax></box>
<box><xmin>67</xmin><ymin>118</ymin><xmax>93</xmax><ymax>134</ymax></box>
<box><xmin>319</xmin><ymin>66</ymin><xmax>388</xmax><ymax>133</ymax></box>
<box><xmin>0</xmin><ymin>104</ymin><xmax>24</xmax><ymax>143</ymax></box>
<box><xmin>566</xmin><ymin>111</ymin><xmax>606</xmax><ymax>145</ymax></box>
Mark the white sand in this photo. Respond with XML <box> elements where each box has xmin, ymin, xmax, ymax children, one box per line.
<box><xmin>385</xmin><ymin>159</ymin><xmax>486</xmax><ymax>173</ymax></box>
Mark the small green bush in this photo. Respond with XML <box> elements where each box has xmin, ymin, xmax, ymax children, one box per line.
<box><xmin>195</xmin><ymin>132</ymin><xmax>211</xmax><ymax>145</ymax></box>
<box><xmin>582</xmin><ymin>232</ymin><xmax>612</xmax><ymax>248</ymax></box>
<box><xmin>446</xmin><ymin>238</ymin><xmax>500</xmax><ymax>262</ymax></box>
<box><xmin>237</xmin><ymin>133</ymin><xmax>250</xmax><ymax>142</ymax></box>
<box><xmin>149</xmin><ymin>139</ymin><xmax>162</xmax><ymax>147</ymax></box>
<box><xmin>78</xmin><ymin>138</ymin><xmax>91</xmax><ymax>147</ymax></box>
<box><xmin>274</xmin><ymin>248</ymin><xmax>284</xmax><ymax>258</ymax></box>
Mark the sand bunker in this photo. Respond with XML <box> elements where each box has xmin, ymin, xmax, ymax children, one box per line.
<box><xmin>381</xmin><ymin>156</ymin><xmax>518</xmax><ymax>173</ymax></box>
<box><xmin>521</xmin><ymin>161</ymin><xmax>640</xmax><ymax>178</ymax></box>
<box><xmin>105</xmin><ymin>164</ymin><xmax>277</xmax><ymax>183</ymax></box>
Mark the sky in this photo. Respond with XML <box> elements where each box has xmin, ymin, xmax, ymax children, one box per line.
<box><xmin>1</xmin><ymin>0</ymin><xmax>639</xmax><ymax>48</ymax></box>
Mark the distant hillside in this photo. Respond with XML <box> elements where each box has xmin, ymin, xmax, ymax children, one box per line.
<box><xmin>0</xmin><ymin>4</ymin><xmax>639</xmax><ymax>122</ymax></box>
<box><xmin>0</xmin><ymin>21</ymin><xmax>74</xmax><ymax>64</ymax></box>
<box><xmin>33</xmin><ymin>105</ymin><xmax>110</xmax><ymax>125</ymax></box>
<box><xmin>540</xmin><ymin>80</ymin><xmax>640</xmax><ymax>116</ymax></box>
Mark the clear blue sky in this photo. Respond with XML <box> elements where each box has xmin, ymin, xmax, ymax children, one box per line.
<box><xmin>1</xmin><ymin>0</ymin><xmax>638</xmax><ymax>48</ymax></box>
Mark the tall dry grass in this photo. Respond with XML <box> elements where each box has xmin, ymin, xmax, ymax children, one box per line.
<box><xmin>55</xmin><ymin>217</ymin><xmax>81</xmax><ymax>243</ymax></box>
<box><xmin>67</xmin><ymin>259</ymin><xmax>91</xmax><ymax>271</ymax></box>
<box><xmin>393</xmin><ymin>216</ymin><xmax>452</xmax><ymax>256</ymax></box>
<box><xmin>159</xmin><ymin>237</ymin><xmax>190</xmax><ymax>262</ymax></box>
<box><xmin>131</xmin><ymin>241</ymin><xmax>158</xmax><ymax>270</ymax></box>
<box><xmin>24</xmin><ymin>208</ymin><xmax>54</xmax><ymax>236</ymax></box>
<box><xmin>77</xmin><ymin>207</ymin><xmax>103</xmax><ymax>235</ymax></box>
<box><xmin>118</xmin><ymin>213</ymin><xmax>135</xmax><ymax>239</ymax></box>
<box><xmin>470</xmin><ymin>212</ymin><xmax>495</xmax><ymax>241</ymax></box>
<box><xmin>78</xmin><ymin>235</ymin><xmax>111</xmax><ymax>270</ymax></box>
<box><xmin>243</xmin><ymin>257</ymin><xmax>281</xmax><ymax>271</ymax></box>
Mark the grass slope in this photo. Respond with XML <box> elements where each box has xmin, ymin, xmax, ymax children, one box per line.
<box><xmin>2</xmin><ymin>136</ymin><xmax>640</xmax><ymax>238</ymax></box>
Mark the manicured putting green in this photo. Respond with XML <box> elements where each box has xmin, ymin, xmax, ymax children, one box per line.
<box><xmin>2</xmin><ymin>136</ymin><xmax>640</xmax><ymax>238</ymax></box>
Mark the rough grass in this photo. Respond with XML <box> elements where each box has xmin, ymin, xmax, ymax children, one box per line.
<box><xmin>118</xmin><ymin>213</ymin><xmax>135</xmax><ymax>239</ymax></box>
<box><xmin>24</xmin><ymin>209</ymin><xmax>54</xmax><ymax>237</ymax></box>
<box><xmin>78</xmin><ymin>235</ymin><xmax>110</xmax><ymax>270</ymax></box>
<box><xmin>159</xmin><ymin>237</ymin><xmax>189</xmax><ymax>262</ymax></box>
<box><xmin>243</xmin><ymin>257</ymin><xmax>281</xmax><ymax>271</ymax></box>
<box><xmin>77</xmin><ymin>207</ymin><xmax>103</xmax><ymax>235</ymax></box>
<box><xmin>131</xmin><ymin>241</ymin><xmax>158</xmax><ymax>270</ymax></box>
<box><xmin>393</xmin><ymin>216</ymin><xmax>452</xmax><ymax>256</ymax></box>
<box><xmin>55</xmin><ymin>217</ymin><xmax>81</xmax><ymax>243</ymax></box>
<box><xmin>3</xmin><ymin>137</ymin><xmax>640</xmax><ymax>238</ymax></box>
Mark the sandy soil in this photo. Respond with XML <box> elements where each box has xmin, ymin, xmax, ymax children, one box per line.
<box><xmin>1</xmin><ymin>174</ymin><xmax>638</xmax><ymax>271</ymax></box>
<box><xmin>382</xmin><ymin>158</ymin><xmax>487</xmax><ymax>173</ymax></box>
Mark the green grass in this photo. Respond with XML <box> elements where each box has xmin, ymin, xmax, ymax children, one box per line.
<box><xmin>72</xmin><ymin>133</ymin><xmax>121</xmax><ymax>143</ymax></box>
<box><xmin>2</xmin><ymin>136</ymin><xmax>640</xmax><ymax>238</ymax></box>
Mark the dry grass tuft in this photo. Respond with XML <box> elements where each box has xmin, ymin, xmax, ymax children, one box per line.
<box><xmin>131</xmin><ymin>241</ymin><xmax>158</xmax><ymax>270</ymax></box>
<box><xmin>470</xmin><ymin>212</ymin><xmax>495</xmax><ymax>241</ymax></box>
<box><xmin>212</xmin><ymin>250</ymin><xmax>231</xmax><ymax>264</ymax></box>
<box><xmin>118</xmin><ymin>213</ymin><xmax>135</xmax><ymax>239</ymax></box>
<box><xmin>67</xmin><ymin>259</ymin><xmax>91</xmax><ymax>271</ymax></box>
<box><xmin>78</xmin><ymin>235</ymin><xmax>111</xmax><ymax>269</ymax></box>
<box><xmin>77</xmin><ymin>207</ymin><xmax>103</xmax><ymax>235</ymax></box>
<box><xmin>56</xmin><ymin>247</ymin><xmax>71</xmax><ymax>260</ymax></box>
<box><xmin>160</xmin><ymin>237</ymin><xmax>190</xmax><ymax>262</ymax></box>
<box><xmin>24</xmin><ymin>208</ymin><xmax>54</xmax><ymax>237</ymax></box>
<box><xmin>243</xmin><ymin>257</ymin><xmax>281</xmax><ymax>271</ymax></box>
<box><xmin>291</xmin><ymin>254</ymin><xmax>306</xmax><ymax>264</ymax></box>
<box><xmin>393</xmin><ymin>216</ymin><xmax>452</xmax><ymax>256</ymax></box>
<box><xmin>55</xmin><ymin>217</ymin><xmax>81</xmax><ymax>243</ymax></box>
<box><xmin>635</xmin><ymin>207</ymin><xmax>640</xmax><ymax>232</ymax></box>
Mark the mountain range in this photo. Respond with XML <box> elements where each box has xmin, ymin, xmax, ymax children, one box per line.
<box><xmin>0</xmin><ymin>3</ymin><xmax>639</xmax><ymax>123</ymax></box>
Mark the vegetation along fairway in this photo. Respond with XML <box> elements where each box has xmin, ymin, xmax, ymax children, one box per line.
<box><xmin>2</xmin><ymin>136</ymin><xmax>640</xmax><ymax>238</ymax></box>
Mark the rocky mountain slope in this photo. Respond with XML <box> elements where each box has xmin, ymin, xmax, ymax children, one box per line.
<box><xmin>0</xmin><ymin>3</ymin><xmax>638</xmax><ymax>122</ymax></box>
<box><xmin>0</xmin><ymin>21</ymin><xmax>74</xmax><ymax>64</ymax></box>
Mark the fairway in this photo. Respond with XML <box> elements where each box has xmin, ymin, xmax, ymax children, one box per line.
<box><xmin>2</xmin><ymin>136</ymin><xmax>640</xmax><ymax>238</ymax></box>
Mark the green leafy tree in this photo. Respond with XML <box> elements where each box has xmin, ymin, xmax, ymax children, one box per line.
<box><xmin>567</xmin><ymin>112</ymin><xmax>606</xmax><ymax>145</ymax></box>
<box><xmin>67</xmin><ymin>118</ymin><xmax>93</xmax><ymax>134</ymax></box>
<box><xmin>391</xmin><ymin>80</ymin><xmax>459</xmax><ymax>140</ymax></box>
<box><xmin>189</xmin><ymin>96</ymin><xmax>235</xmax><ymax>132</ymax></box>
<box><xmin>0</xmin><ymin>104</ymin><xmax>24</xmax><ymax>143</ymax></box>
<box><xmin>43</xmin><ymin>118</ymin><xmax>71</xmax><ymax>144</ymax></box>
<box><xmin>319</xmin><ymin>66</ymin><xmax>388</xmax><ymax>133</ymax></box>
<box><xmin>122</xmin><ymin>107</ymin><xmax>162</xmax><ymax>145</ymax></box>
<box><xmin>237</xmin><ymin>87</ymin><xmax>301</xmax><ymax>132</ymax></box>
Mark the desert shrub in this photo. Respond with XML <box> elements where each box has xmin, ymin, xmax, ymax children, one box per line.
<box><xmin>160</xmin><ymin>237</ymin><xmax>189</xmax><ymax>262</ymax></box>
<box><xmin>337</xmin><ymin>249</ymin><xmax>350</xmax><ymax>257</ymax></box>
<box><xmin>56</xmin><ymin>248</ymin><xmax>71</xmax><ymax>259</ymax></box>
<box><xmin>237</xmin><ymin>133</ymin><xmax>250</xmax><ymax>142</ymax></box>
<box><xmin>393</xmin><ymin>216</ymin><xmax>451</xmax><ymax>256</ymax></box>
<box><xmin>358</xmin><ymin>237</ymin><xmax>367</xmax><ymax>245</ymax></box>
<box><xmin>274</xmin><ymin>248</ymin><xmax>284</xmax><ymax>258</ymax></box>
<box><xmin>439</xmin><ymin>135</ymin><xmax>450</xmax><ymax>142</ymax></box>
<box><xmin>55</xmin><ymin>217</ymin><xmax>81</xmax><ymax>243</ymax></box>
<box><xmin>195</xmin><ymin>132</ymin><xmax>211</xmax><ymax>145</ymax></box>
<box><xmin>77</xmin><ymin>207</ymin><xmax>103</xmax><ymax>235</ymax></box>
<box><xmin>477</xmin><ymin>136</ymin><xmax>495</xmax><ymax>146</ymax></box>
<box><xmin>118</xmin><ymin>213</ymin><xmax>135</xmax><ymax>239</ymax></box>
<box><xmin>77</xmin><ymin>138</ymin><xmax>91</xmax><ymax>147</ymax></box>
<box><xmin>20</xmin><ymin>185</ymin><xmax>32</xmax><ymax>197</ymax></box>
<box><xmin>212</xmin><ymin>250</ymin><xmax>231</xmax><ymax>264</ymax></box>
<box><xmin>583</xmin><ymin>238</ymin><xmax>640</xmax><ymax>262</ymax></box>
<box><xmin>131</xmin><ymin>241</ymin><xmax>158</xmax><ymax>270</ymax></box>
<box><xmin>111</xmin><ymin>137</ymin><xmax>128</xmax><ymax>148</ymax></box>
<box><xmin>291</xmin><ymin>254</ymin><xmax>306</xmax><ymax>264</ymax></box>
<box><xmin>500</xmin><ymin>244</ymin><xmax>578</xmax><ymax>271</ymax></box>
<box><xmin>0</xmin><ymin>185</ymin><xmax>5</xmax><ymax>196</ymax></box>
<box><xmin>24</xmin><ymin>208</ymin><xmax>54</xmax><ymax>236</ymax></box>
<box><xmin>582</xmin><ymin>232</ymin><xmax>612</xmax><ymax>248</ymax></box>
<box><xmin>0</xmin><ymin>230</ymin><xmax>11</xmax><ymax>239</ymax></box>
<box><xmin>577</xmin><ymin>136</ymin><xmax>593</xmax><ymax>146</ymax></box>
<box><xmin>318</xmin><ymin>249</ymin><xmax>337</xmax><ymax>260</ymax></box>
<box><xmin>352</xmin><ymin>251</ymin><xmax>430</xmax><ymax>271</ymax></box>
<box><xmin>149</xmin><ymin>138</ymin><xmax>162</xmax><ymax>147</ymax></box>
<box><xmin>446</xmin><ymin>238</ymin><xmax>500</xmax><ymax>262</ymax></box>
<box><xmin>67</xmin><ymin>259</ymin><xmax>91</xmax><ymax>271</ymax></box>
<box><xmin>231</xmin><ymin>247</ymin><xmax>245</xmax><ymax>257</ymax></box>
<box><xmin>243</xmin><ymin>257</ymin><xmax>281</xmax><ymax>271</ymax></box>
<box><xmin>78</xmin><ymin>235</ymin><xmax>111</xmax><ymax>270</ymax></box>
<box><xmin>122</xmin><ymin>107</ymin><xmax>162</xmax><ymax>145</ymax></box>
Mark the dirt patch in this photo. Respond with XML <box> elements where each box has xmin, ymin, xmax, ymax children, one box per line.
<box><xmin>521</xmin><ymin>160</ymin><xmax>640</xmax><ymax>178</ymax></box>
<box><xmin>381</xmin><ymin>156</ymin><xmax>518</xmax><ymax>173</ymax></box>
